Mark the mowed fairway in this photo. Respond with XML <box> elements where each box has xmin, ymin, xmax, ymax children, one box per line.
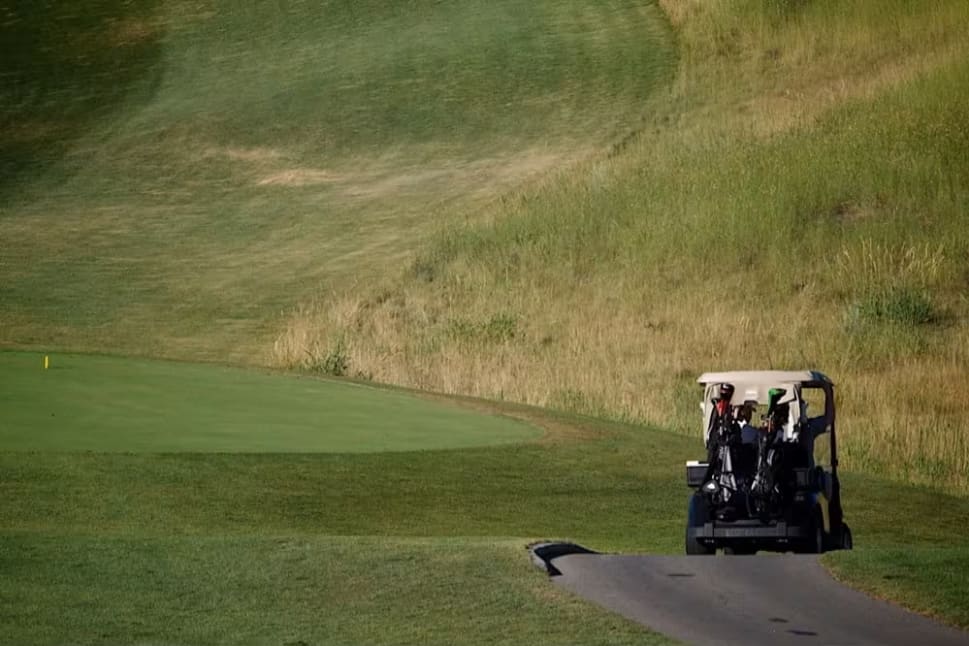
<box><xmin>4</xmin><ymin>362</ymin><xmax>969</xmax><ymax>643</ymax></box>
<box><xmin>0</xmin><ymin>353</ymin><xmax>687</xmax><ymax>645</ymax></box>
<box><xmin>0</xmin><ymin>352</ymin><xmax>538</xmax><ymax>452</ymax></box>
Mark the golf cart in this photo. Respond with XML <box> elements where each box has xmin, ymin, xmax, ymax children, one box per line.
<box><xmin>685</xmin><ymin>371</ymin><xmax>852</xmax><ymax>555</ymax></box>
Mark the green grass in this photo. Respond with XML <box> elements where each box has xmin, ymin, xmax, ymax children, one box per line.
<box><xmin>0</xmin><ymin>352</ymin><xmax>538</xmax><ymax>451</ymax></box>
<box><xmin>0</xmin><ymin>413</ymin><xmax>690</xmax><ymax>544</ymax></box>
<box><xmin>823</xmin><ymin>471</ymin><xmax>969</xmax><ymax>630</ymax></box>
<box><xmin>3</xmin><ymin>393</ymin><xmax>969</xmax><ymax>642</ymax></box>
<box><xmin>825</xmin><ymin>546</ymin><xmax>969</xmax><ymax>630</ymax></box>
<box><xmin>0</xmin><ymin>536</ymin><xmax>668</xmax><ymax>646</ymax></box>
<box><xmin>0</xmin><ymin>383</ymin><xmax>693</xmax><ymax>644</ymax></box>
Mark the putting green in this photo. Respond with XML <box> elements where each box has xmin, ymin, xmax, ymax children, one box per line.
<box><xmin>0</xmin><ymin>352</ymin><xmax>539</xmax><ymax>452</ymax></box>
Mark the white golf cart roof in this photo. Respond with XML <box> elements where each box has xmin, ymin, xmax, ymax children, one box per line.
<box><xmin>698</xmin><ymin>371</ymin><xmax>834</xmax><ymax>412</ymax></box>
<box><xmin>698</xmin><ymin>371</ymin><xmax>832</xmax><ymax>389</ymax></box>
<box><xmin>697</xmin><ymin>371</ymin><xmax>835</xmax><ymax>441</ymax></box>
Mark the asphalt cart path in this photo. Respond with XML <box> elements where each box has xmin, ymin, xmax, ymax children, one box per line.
<box><xmin>546</xmin><ymin>551</ymin><xmax>969</xmax><ymax>646</ymax></box>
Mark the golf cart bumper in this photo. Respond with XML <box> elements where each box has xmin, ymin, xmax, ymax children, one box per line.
<box><xmin>688</xmin><ymin>520</ymin><xmax>811</xmax><ymax>542</ymax></box>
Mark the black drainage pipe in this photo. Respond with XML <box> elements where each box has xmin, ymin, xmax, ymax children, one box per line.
<box><xmin>528</xmin><ymin>541</ymin><xmax>598</xmax><ymax>576</ymax></box>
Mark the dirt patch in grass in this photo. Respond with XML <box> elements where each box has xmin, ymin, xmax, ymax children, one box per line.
<box><xmin>0</xmin><ymin>120</ymin><xmax>71</xmax><ymax>144</ymax></box>
<box><xmin>495</xmin><ymin>150</ymin><xmax>566</xmax><ymax>181</ymax></box>
<box><xmin>107</xmin><ymin>17</ymin><xmax>161</xmax><ymax>47</ymax></box>
<box><xmin>65</xmin><ymin>17</ymin><xmax>163</xmax><ymax>55</ymax></box>
<box><xmin>217</xmin><ymin>146</ymin><xmax>284</xmax><ymax>163</ymax></box>
<box><xmin>257</xmin><ymin>169</ymin><xmax>339</xmax><ymax>187</ymax></box>
<box><xmin>253</xmin><ymin>148</ymin><xmax>573</xmax><ymax>200</ymax></box>
<box><xmin>344</xmin><ymin>168</ymin><xmax>452</xmax><ymax>198</ymax></box>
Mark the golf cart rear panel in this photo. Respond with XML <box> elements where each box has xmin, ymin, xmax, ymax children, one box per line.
<box><xmin>684</xmin><ymin>370</ymin><xmax>851</xmax><ymax>554</ymax></box>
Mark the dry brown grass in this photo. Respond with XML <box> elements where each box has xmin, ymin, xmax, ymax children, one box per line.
<box><xmin>271</xmin><ymin>0</ymin><xmax>969</xmax><ymax>491</ymax></box>
<box><xmin>656</xmin><ymin>0</ymin><xmax>705</xmax><ymax>29</ymax></box>
<box><xmin>840</xmin><ymin>356</ymin><xmax>969</xmax><ymax>491</ymax></box>
<box><xmin>273</xmin><ymin>269</ymin><xmax>969</xmax><ymax>490</ymax></box>
<box><xmin>257</xmin><ymin>169</ymin><xmax>337</xmax><ymax>187</ymax></box>
<box><xmin>833</xmin><ymin>240</ymin><xmax>947</xmax><ymax>296</ymax></box>
<box><xmin>657</xmin><ymin>0</ymin><xmax>969</xmax><ymax>144</ymax></box>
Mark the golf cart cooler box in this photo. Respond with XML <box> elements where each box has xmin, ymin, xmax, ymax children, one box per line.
<box><xmin>686</xmin><ymin>461</ymin><xmax>707</xmax><ymax>488</ymax></box>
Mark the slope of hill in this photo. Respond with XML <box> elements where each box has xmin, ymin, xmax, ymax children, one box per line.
<box><xmin>277</xmin><ymin>0</ymin><xmax>969</xmax><ymax>491</ymax></box>
<box><xmin>1</xmin><ymin>0</ymin><xmax>674</xmax><ymax>363</ymax></box>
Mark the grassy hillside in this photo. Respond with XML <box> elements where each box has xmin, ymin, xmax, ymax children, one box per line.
<box><xmin>7</xmin><ymin>2</ymin><xmax>963</xmax><ymax>488</ymax></box>
<box><xmin>3</xmin><ymin>2</ymin><xmax>969</xmax><ymax>640</ymax></box>
<box><xmin>0</xmin><ymin>0</ymin><xmax>673</xmax><ymax>364</ymax></box>
<box><xmin>277</xmin><ymin>0</ymin><xmax>969</xmax><ymax>491</ymax></box>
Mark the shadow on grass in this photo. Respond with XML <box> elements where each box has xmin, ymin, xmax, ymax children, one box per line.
<box><xmin>0</xmin><ymin>0</ymin><xmax>165</xmax><ymax>196</ymax></box>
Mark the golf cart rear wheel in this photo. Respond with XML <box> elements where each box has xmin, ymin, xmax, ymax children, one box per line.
<box><xmin>686</xmin><ymin>531</ymin><xmax>715</xmax><ymax>555</ymax></box>
<box><xmin>840</xmin><ymin>523</ymin><xmax>853</xmax><ymax>550</ymax></box>
<box><xmin>796</xmin><ymin>510</ymin><xmax>825</xmax><ymax>554</ymax></box>
<box><xmin>685</xmin><ymin>494</ymin><xmax>715</xmax><ymax>555</ymax></box>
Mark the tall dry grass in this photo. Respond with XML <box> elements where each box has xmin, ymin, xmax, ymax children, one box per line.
<box><xmin>274</xmin><ymin>0</ymin><xmax>969</xmax><ymax>492</ymax></box>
